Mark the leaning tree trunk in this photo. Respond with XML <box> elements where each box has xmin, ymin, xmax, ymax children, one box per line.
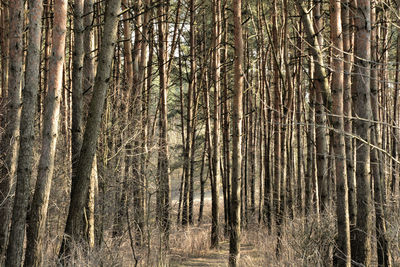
<box><xmin>23</xmin><ymin>1</ymin><xmax>66</xmax><ymax>267</ymax></box>
<box><xmin>60</xmin><ymin>0</ymin><xmax>121</xmax><ymax>257</ymax></box>
<box><xmin>5</xmin><ymin>1</ymin><xmax>43</xmax><ymax>266</ymax></box>
<box><xmin>297</xmin><ymin>1</ymin><xmax>331</xmax><ymax>217</ymax></box>
<box><xmin>352</xmin><ymin>0</ymin><xmax>373</xmax><ymax>265</ymax></box>
<box><xmin>230</xmin><ymin>0</ymin><xmax>243</xmax><ymax>265</ymax></box>
<box><xmin>0</xmin><ymin>0</ymin><xmax>23</xmax><ymax>261</ymax></box>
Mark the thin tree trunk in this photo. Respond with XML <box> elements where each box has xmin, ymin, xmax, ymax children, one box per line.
<box><xmin>157</xmin><ymin>0</ymin><xmax>170</xmax><ymax>249</ymax></box>
<box><xmin>198</xmin><ymin>134</ymin><xmax>208</xmax><ymax>224</ymax></box>
<box><xmin>230</xmin><ymin>0</ymin><xmax>243</xmax><ymax>265</ymax></box>
<box><xmin>221</xmin><ymin>3</ymin><xmax>231</xmax><ymax>234</ymax></box>
<box><xmin>330</xmin><ymin>0</ymin><xmax>351</xmax><ymax>265</ymax></box>
<box><xmin>188</xmin><ymin>0</ymin><xmax>196</xmax><ymax>226</ymax></box>
<box><xmin>370</xmin><ymin>3</ymin><xmax>391</xmax><ymax>265</ymax></box>
<box><xmin>342</xmin><ymin>0</ymin><xmax>357</xmax><ymax>249</ymax></box>
<box><xmin>211</xmin><ymin>0</ymin><xmax>221</xmax><ymax>249</ymax></box>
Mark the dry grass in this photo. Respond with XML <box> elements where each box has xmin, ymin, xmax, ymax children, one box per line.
<box><xmin>41</xmin><ymin>199</ymin><xmax>400</xmax><ymax>267</ymax></box>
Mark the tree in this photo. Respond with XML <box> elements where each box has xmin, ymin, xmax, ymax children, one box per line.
<box><xmin>157</xmin><ymin>0</ymin><xmax>171</xmax><ymax>249</ymax></box>
<box><xmin>352</xmin><ymin>0</ymin><xmax>373</xmax><ymax>264</ymax></box>
<box><xmin>22</xmin><ymin>1</ymin><xmax>66</xmax><ymax>265</ymax></box>
<box><xmin>0</xmin><ymin>0</ymin><xmax>23</xmax><ymax>261</ymax></box>
<box><xmin>230</xmin><ymin>0</ymin><xmax>243</xmax><ymax>265</ymax></box>
<box><xmin>60</xmin><ymin>0</ymin><xmax>121</xmax><ymax>256</ymax></box>
<box><xmin>211</xmin><ymin>0</ymin><xmax>221</xmax><ymax>248</ymax></box>
<box><xmin>5</xmin><ymin>0</ymin><xmax>43</xmax><ymax>266</ymax></box>
<box><xmin>370</xmin><ymin>2</ymin><xmax>391</xmax><ymax>265</ymax></box>
<box><xmin>329</xmin><ymin>0</ymin><xmax>351</xmax><ymax>265</ymax></box>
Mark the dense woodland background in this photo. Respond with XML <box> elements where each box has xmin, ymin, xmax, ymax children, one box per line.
<box><xmin>0</xmin><ymin>0</ymin><xmax>400</xmax><ymax>266</ymax></box>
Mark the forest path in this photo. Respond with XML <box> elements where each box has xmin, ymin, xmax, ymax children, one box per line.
<box><xmin>169</xmin><ymin>239</ymin><xmax>259</xmax><ymax>267</ymax></box>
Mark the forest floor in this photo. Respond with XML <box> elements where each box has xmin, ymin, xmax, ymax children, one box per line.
<box><xmin>46</xmin><ymin>199</ymin><xmax>400</xmax><ymax>266</ymax></box>
<box><xmin>169</xmin><ymin>227</ymin><xmax>263</xmax><ymax>267</ymax></box>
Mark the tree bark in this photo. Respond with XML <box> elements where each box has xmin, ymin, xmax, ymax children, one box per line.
<box><xmin>370</xmin><ymin>3</ymin><xmax>391</xmax><ymax>266</ymax></box>
<box><xmin>23</xmin><ymin>0</ymin><xmax>66</xmax><ymax>264</ymax></box>
<box><xmin>0</xmin><ymin>0</ymin><xmax>23</xmax><ymax>261</ymax></box>
<box><xmin>72</xmin><ymin>0</ymin><xmax>85</xmax><ymax>194</ymax></box>
<box><xmin>83</xmin><ymin>0</ymin><xmax>96</xmax><ymax>249</ymax></box>
<box><xmin>23</xmin><ymin>1</ymin><xmax>66</xmax><ymax>265</ymax></box>
<box><xmin>330</xmin><ymin>0</ymin><xmax>351</xmax><ymax>265</ymax></box>
<box><xmin>230</xmin><ymin>0</ymin><xmax>243</xmax><ymax>265</ymax></box>
<box><xmin>341</xmin><ymin>0</ymin><xmax>357</xmax><ymax>250</ymax></box>
<box><xmin>157</xmin><ymin>0</ymin><xmax>170</xmax><ymax>249</ymax></box>
<box><xmin>211</xmin><ymin>0</ymin><xmax>221</xmax><ymax>249</ymax></box>
<box><xmin>352</xmin><ymin>0</ymin><xmax>373</xmax><ymax>264</ymax></box>
<box><xmin>6</xmin><ymin>1</ymin><xmax>42</xmax><ymax>266</ymax></box>
<box><xmin>60</xmin><ymin>0</ymin><xmax>121</xmax><ymax>256</ymax></box>
<box><xmin>297</xmin><ymin>1</ymin><xmax>331</xmax><ymax>216</ymax></box>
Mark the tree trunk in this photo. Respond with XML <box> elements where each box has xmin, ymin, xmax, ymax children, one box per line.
<box><xmin>198</xmin><ymin>135</ymin><xmax>208</xmax><ymax>224</ymax></box>
<box><xmin>6</xmin><ymin>1</ymin><xmax>42</xmax><ymax>266</ymax></box>
<box><xmin>71</xmin><ymin>0</ymin><xmax>85</xmax><ymax>197</ymax></box>
<box><xmin>211</xmin><ymin>0</ymin><xmax>221</xmax><ymax>249</ymax></box>
<box><xmin>352</xmin><ymin>0</ymin><xmax>373</xmax><ymax>264</ymax></box>
<box><xmin>0</xmin><ymin>0</ymin><xmax>23</xmax><ymax>261</ymax></box>
<box><xmin>22</xmin><ymin>1</ymin><xmax>66</xmax><ymax>266</ymax></box>
<box><xmin>83</xmin><ymin>0</ymin><xmax>96</xmax><ymax>249</ymax></box>
<box><xmin>370</xmin><ymin>3</ymin><xmax>391</xmax><ymax>266</ymax></box>
<box><xmin>330</xmin><ymin>0</ymin><xmax>351</xmax><ymax>265</ymax></box>
<box><xmin>60</xmin><ymin>0</ymin><xmax>121</xmax><ymax>256</ymax></box>
<box><xmin>157</xmin><ymin>0</ymin><xmax>170</xmax><ymax>249</ymax></box>
<box><xmin>341</xmin><ymin>0</ymin><xmax>357</xmax><ymax>251</ymax></box>
<box><xmin>297</xmin><ymin>2</ymin><xmax>331</xmax><ymax>217</ymax></box>
<box><xmin>230</xmin><ymin>0</ymin><xmax>243</xmax><ymax>265</ymax></box>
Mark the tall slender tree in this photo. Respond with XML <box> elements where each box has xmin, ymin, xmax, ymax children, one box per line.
<box><xmin>352</xmin><ymin>0</ymin><xmax>373</xmax><ymax>264</ymax></box>
<box><xmin>230</xmin><ymin>0</ymin><xmax>243</xmax><ymax>265</ymax></box>
<box><xmin>157</xmin><ymin>0</ymin><xmax>171</xmax><ymax>249</ymax></box>
<box><xmin>330</xmin><ymin>0</ymin><xmax>351</xmax><ymax>265</ymax></box>
<box><xmin>211</xmin><ymin>0</ymin><xmax>221</xmax><ymax>248</ymax></box>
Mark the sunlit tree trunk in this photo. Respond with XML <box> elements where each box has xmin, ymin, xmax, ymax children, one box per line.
<box><xmin>23</xmin><ymin>0</ymin><xmax>66</xmax><ymax>264</ymax></box>
<box><xmin>60</xmin><ymin>0</ymin><xmax>121</xmax><ymax>256</ymax></box>
<box><xmin>7</xmin><ymin>1</ymin><xmax>42</xmax><ymax>266</ymax></box>
<box><xmin>330</xmin><ymin>0</ymin><xmax>351</xmax><ymax>265</ymax></box>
